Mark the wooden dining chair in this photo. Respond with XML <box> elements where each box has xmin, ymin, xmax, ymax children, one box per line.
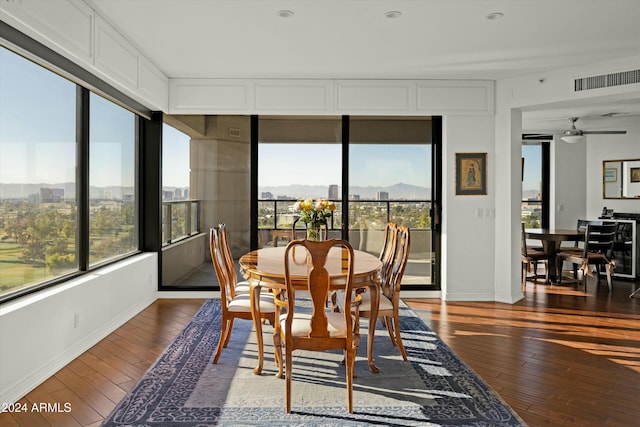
<box><xmin>379</xmin><ymin>222</ymin><xmax>398</xmax><ymax>285</ymax></box>
<box><xmin>273</xmin><ymin>239</ymin><xmax>361</xmax><ymax>413</ymax></box>
<box><xmin>218</xmin><ymin>223</ymin><xmax>251</xmax><ymax>295</ymax></box>
<box><xmin>558</xmin><ymin>219</ymin><xmax>592</xmax><ymax>254</ymax></box>
<box><xmin>556</xmin><ymin>222</ymin><xmax>617</xmax><ymax>291</ymax></box>
<box><xmin>209</xmin><ymin>225</ymin><xmax>276</xmax><ymax>364</ymax></box>
<box><xmin>521</xmin><ymin>223</ymin><xmax>550</xmax><ymax>287</ymax></box>
<box><xmin>357</xmin><ymin>225</ymin><xmax>410</xmax><ymax>361</ymax></box>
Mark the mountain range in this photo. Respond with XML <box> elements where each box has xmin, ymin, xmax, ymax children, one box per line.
<box><xmin>0</xmin><ymin>183</ymin><xmax>136</xmax><ymax>199</ymax></box>
<box><xmin>259</xmin><ymin>182</ymin><xmax>430</xmax><ymax>200</ymax></box>
<box><xmin>2</xmin><ymin>182</ymin><xmax>429</xmax><ymax>201</ymax></box>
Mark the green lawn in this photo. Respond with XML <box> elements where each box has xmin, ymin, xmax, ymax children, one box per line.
<box><xmin>0</xmin><ymin>240</ymin><xmax>49</xmax><ymax>292</ymax></box>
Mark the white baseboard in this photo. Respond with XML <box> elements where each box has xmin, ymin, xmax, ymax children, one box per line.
<box><xmin>1</xmin><ymin>295</ymin><xmax>156</xmax><ymax>405</ymax></box>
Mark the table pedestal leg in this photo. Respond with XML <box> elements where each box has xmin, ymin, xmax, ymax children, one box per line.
<box><xmin>250</xmin><ymin>282</ymin><xmax>264</xmax><ymax>375</ymax></box>
<box><xmin>543</xmin><ymin>241</ymin><xmax>559</xmax><ymax>282</ymax></box>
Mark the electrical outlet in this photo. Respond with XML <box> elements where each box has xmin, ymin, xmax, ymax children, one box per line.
<box><xmin>476</xmin><ymin>208</ymin><xmax>484</xmax><ymax>219</ymax></box>
<box><xmin>74</xmin><ymin>313</ymin><xmax>80</xmax><ymax>328</ymax></box>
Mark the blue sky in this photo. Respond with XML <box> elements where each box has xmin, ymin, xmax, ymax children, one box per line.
<box><xmin>259</xmin><ymin>143</ymin><xmax>431</xmax><ymax>188</ymax></box>
<box><xmin>522</xmin><ymin>145</ymin><xmax>542</xmax><ymax>193</ymax></box>
<box><xmin>1</xmin><ymin>48</ymin><xmax>136</xmax><ymax>188</ymax></box>
<box><xmin>163</xmin><ymin>125</ymin><xmax>190</xmax><ymax>187</ymax></box>
<box><xmin>2</xmin><ymin>46</ymin><xmax>540</xmax><ymax>192</ymax></box>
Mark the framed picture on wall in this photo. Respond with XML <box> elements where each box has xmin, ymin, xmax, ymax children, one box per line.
<box><xmin>631</xmin><ymin>167</ymin><xmax>640</xmax><ymax>182</ymax></box>
<box><xmin>456</xmin><ymin>152</ymin><xmax>487</xmax><ymax>195</ymax></box>
<box><xmin>604</xmin><ymin>168</ymin><xmax>617</xmax><ymax>182</ymax></box>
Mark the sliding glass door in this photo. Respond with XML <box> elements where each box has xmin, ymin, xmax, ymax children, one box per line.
<box><xmin>255</xmin><ymin>115</ymin><xmax>439</xmax><ymax>290</ymax></box>
<box><xmin>257</xmin><ymin>117</ymin><xmax>343</xmax><ymax>247</ymax></box>
<box><xmin>349</xmin><ymin>117</ymin><xmax>434</xmax><ymax>288</ymax></box>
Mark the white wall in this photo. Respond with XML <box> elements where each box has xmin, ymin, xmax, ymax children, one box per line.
<box><xmin>495</xmin><ymin>55</ymin><xmax>640</xmax><ymax>304</ymax></box>
<box><xmin>551</xmin><ymin>138</ymin><xmax>587</xmax><ymax>229</ymax></box>
<box><xmin>442</xmin><ymin>115</ymin><xmax>497</xmax><ymax>300</ymax></box>
<box><xmin>0</xmin><ymin>254</ymin><xmax>158</xmax><ymax>405</ymax></box>
<box><xmin>586</xmin><ymin>116</ymin><xmax>640</xmax><ymax>217</ymax></box>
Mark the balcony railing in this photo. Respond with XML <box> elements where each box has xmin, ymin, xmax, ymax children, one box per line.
<box><xmin>162</xmin><ymin>200</ymin><xmax>200</xmax><ymax>246</ymax></box>
<box><xmin>257</xmin><ymin>199</ymin><xmax>434</xmax><ymax>286</ymax></box>
<box><xmin>257</xmin><ymin>198</ymin><xmax>432</xmax><ymax>243</ymax></box>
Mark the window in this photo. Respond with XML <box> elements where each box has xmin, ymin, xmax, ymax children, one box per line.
<box><xmin>349</xmin><ymin>117</ymin><xmax>433</xmax><ymax>287</ymax></box>
<box><xmin>257</xmin><ymin>117</ymin><xmax>342</xmax><ymax>247</ymax></box>
<box><xmin>522</xmin><ymin>143</ymin><xmax>544</xmax><ymax>228</ymax></box>
<box><xmin>0</xmin><ymin>47</ymin><xmax>78</xmax><ymax>297</ymax></box>
<box><xmin>161</xmin><ymin>124</ymin><xmax>195</xmax><ymax>244</ymax></box>
<box><xmin>255</xmin><ymin>116</ymin><xmax>438</xmax><ymax>288</ymax></box>
<box><xmin>0</xmin><ymin>45</ymin><xmax>143</xmax><ymax>301</ymax></box>
<box><xmin>88</xmin><ymin>93</ymin><xmax>138</xmax><ymax>265</ymax></box>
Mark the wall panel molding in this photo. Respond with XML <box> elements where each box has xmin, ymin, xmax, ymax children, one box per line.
<box><xmin>0</xmin><ymin>0</ymin><xmax>94</xmax><ymax>67</ymax></box>
<box><xmin>139</xmin><ymin>56</ymin><xmax>169</xmax><ymax>112</ymax></box>
<box><xmin>335</xmin><ymin>80</ymin><xmax>415</xmax><ymax>113</ymax></box>
<box><xmin>94</xmin><ymin>14</ymin><xmax>139</xmax><ymax>92</ymax></box>
<box><xmin>417</xmin><ymin>80</ymin><xmax>494</xmax><ymax>114</ymax></box>
<box><xmin>169</xmin><ymin>79</ymin><xmax>253</xmax><ymax>113</ymax></box>
<box><xmin>1</xmin><ymin>0</ymin><xmax>169</xmax><ymax>111</ymax></box>
<box><xmin>169</xmin><ymin>78</ymin><xmax>494</xmax><ymax>116</ymax></box>
<box><xmin>254</xmin><ymin>80</ymin><xmax>333</xmax><ymax>114</ymax></box>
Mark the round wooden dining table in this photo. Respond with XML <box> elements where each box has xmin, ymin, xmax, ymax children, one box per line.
<box><xmin>525</xmin><ymin>228</ymin><xmax>585</xmax><ymax>281</ymax></box>
<box><xmin>239</xmin><ymin>246</ymin><xmax>383</xmax><ymax>375</ymax></box>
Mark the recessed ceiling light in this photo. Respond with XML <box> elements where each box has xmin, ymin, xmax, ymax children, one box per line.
<box><xmin>277</xmin><ymin>10</ymin><xmax>294</xmax><ymax>18</ymax></box>
<box><xmin>384</xmin><ymin>10</ymin><xmax>402</xmax><ymax>19</ymax></box>
<box><xmin>485</xmin><ymin>12</ymin><xmax>504</xmax><ymax>20</ymax></box>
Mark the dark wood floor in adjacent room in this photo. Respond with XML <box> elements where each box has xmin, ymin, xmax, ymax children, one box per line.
<box><xmin>1</xmin><ymin>278</ymin><xmax>638</xmax><ymax>427</ymax></box>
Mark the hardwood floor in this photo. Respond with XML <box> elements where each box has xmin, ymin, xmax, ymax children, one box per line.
<box><xmin>1</xmin><ymin>278</ymin><xmax>638</xmax><ymax>427</ymax></box>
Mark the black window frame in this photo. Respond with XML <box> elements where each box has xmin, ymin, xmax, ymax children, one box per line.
<box><xmin>250</xmin><ymin>115</ymin><xmax>442</xmax><ymax>291</ymax></box>
<box><xmin>0</xmin><ymin>22</ymin><xmax>160</xmax><ymax>304</ymax></box>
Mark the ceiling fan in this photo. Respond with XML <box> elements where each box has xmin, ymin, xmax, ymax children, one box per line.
<box><xmin>524</xmin><ymin>117</ymin><xmax>627</xmax><ymax>143</ymax></box>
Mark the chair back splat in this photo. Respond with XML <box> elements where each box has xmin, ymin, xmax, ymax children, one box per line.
<box><xmin>379</xmin><ymin>222</ymin><xmax>398</xmax><ymax>286</ymax></box>
<box><xmin>274</xmin><ymin>239</ymin><xmax>360</xmax><ymax>413</ymax></box>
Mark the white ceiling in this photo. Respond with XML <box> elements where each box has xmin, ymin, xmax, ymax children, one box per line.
<box><xmin>87</xmin><ymin>0</ymin><xmax>640</xmax><ymax>130</ymax></box>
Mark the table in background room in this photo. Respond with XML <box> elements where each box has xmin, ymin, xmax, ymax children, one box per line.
<box><xmin>525</xmin><ymin>228</ymin><xmax>585</xmax><ymax>282</ymax></box>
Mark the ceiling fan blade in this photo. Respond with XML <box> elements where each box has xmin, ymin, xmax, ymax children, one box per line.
<box><xmin>522</xmin><ymin>133</ymin><xmax>555</xmax><ymax>139</ymax></box>
<box><xmin>582</xmin><ymin>130</ymin><xmax>627</xmax><ymax>135</ymax></box>
<box><xmin>523</xmin><ymin>131</ymin><xmax>562</xmax><ymax>135</ymax></box>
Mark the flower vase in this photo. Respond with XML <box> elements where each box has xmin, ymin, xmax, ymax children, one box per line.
<box><xmin>306</xmin><ymin>223</ymin><xmax>322</xmax><ymax>241</ymax></box>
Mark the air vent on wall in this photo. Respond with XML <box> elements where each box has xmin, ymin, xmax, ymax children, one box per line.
<box><xmin>575</xmin><ymin>69</ymin><xmax>640</xmax><ymax>91</ymax></box>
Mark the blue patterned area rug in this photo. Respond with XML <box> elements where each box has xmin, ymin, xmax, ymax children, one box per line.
<box><xmin>102</xmin><ymin>299</ymin><xmax>526</xmax><ymax>427</ymax></box>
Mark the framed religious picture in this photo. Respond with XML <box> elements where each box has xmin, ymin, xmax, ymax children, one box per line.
<box><xmin>456</xmin><ymin>152</ymin><xmax>487</xmax><ymax>195</ymax></box>
<box><xmin>631</xmin><ymin>167</ymin><xmax>640</xmax><ymax>183</ymax></box>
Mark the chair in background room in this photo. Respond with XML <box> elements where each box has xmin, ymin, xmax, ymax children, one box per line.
<box><xmin>556</xmin><ymin>222</ymin><xmax>617</xmax><ymax>291</ymax></box>
<box><xmin>558</xmin><ymin>219</ymin><xmax>592</xmax><ymax>253</ymax></box>
<box><xmin>273</xmin><ymin>239</ymin><xmax>361</xmax><ymax>413</ymax></box>
<box><xmin>521</xmin><ymin>223</ymin><xmax>550</xmax><ymax>288</ymax></box>
<box><xmin>210</xmin><ymin>225</ymin><xmax>276</xmax><ymax>364</ymax></box>
<box><xmin>556</xmin><ymin>219</ymin><xmax>598</xmax><ymax>280</ymax></box>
